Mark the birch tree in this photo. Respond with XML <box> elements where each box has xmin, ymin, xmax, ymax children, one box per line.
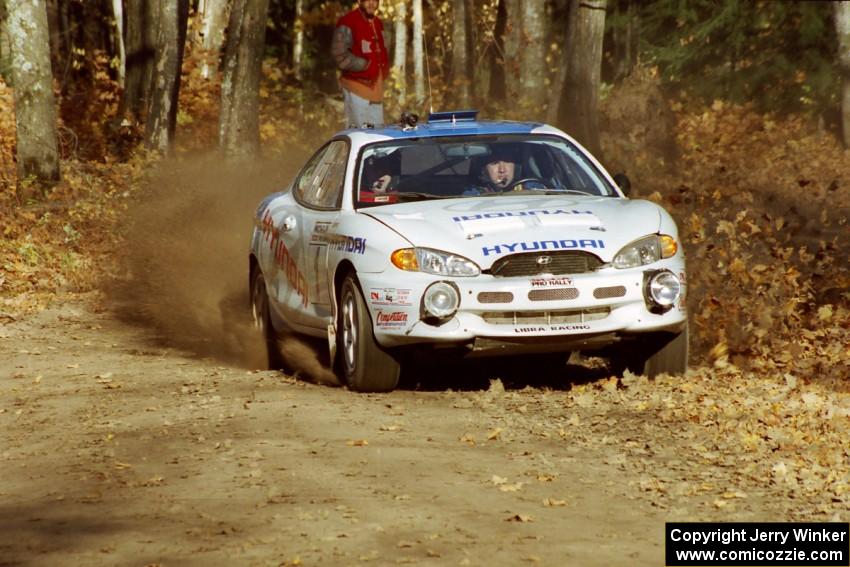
<box><xmin>219</xmin><ymin>0</ymin><xmax>270</xmax><ymax>157</ymax></box>
<box><xmin>111</xmin><ymin>0</ymin><xmax>126</xmax><ymax>87</ymax></box>
<box><xmin>7</xmin><ymin>0</ymin><xmax>60</xmax><ymax>185</ymax></box>
<box><xmin>393</xmin><ymin>0</ymin><xmax>408</xmax><ymax>103</ymax></box>
<box><xmin>198</xmin><ymin>0</ymin><xmax>232</xmax><ymax>79</ymax></box>
<box><xmin>835</xmin><ymin>1</ymin><xmax>850</xmax><ymax>148</ymax></box>
<box><xmin>145</xmin><ymin>0</ymin><xmax>190</xmax><ymax>153</ymax></box>
<box><xmin>412</xmin><ymin>0</ymin><xmax>424</xmax><ymax>104</ymax></box>
<box><xmin>292</xmin><ymin>0</ymin><xmax>304</xmax><ymax>80</ymax></box>
<box><xmin>558</xmin><ymin>0</ymin><xmax>606</xmax><ymax>156</ymax></box>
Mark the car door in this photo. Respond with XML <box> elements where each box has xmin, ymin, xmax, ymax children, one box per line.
<box><xmin>292</xmin><ymin>139</ymin><xmax>349</xmax><ymax>329</ymax></box>
<box><xmin>264</xmin><ymin>144</ymin><xmax>332</xmax><ymax>327</ymax></box>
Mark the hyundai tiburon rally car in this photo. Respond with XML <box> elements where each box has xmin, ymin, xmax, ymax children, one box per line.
<box><xmin>249</xmin><ymin>111</ymin><xmax>687</xmax><ymax>391</ymax></box>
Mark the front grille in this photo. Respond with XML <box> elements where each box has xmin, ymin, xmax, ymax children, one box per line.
<box><xmin>593</xmin><ymin>285</ymin><xmax>626</xmax><ymax>299</ymax></box>
<box><xmin>488</xmin><ymin>251</ymin><xmax>603</xmax><ymax>277</ymax></box>
<box><xmin>528</xmin><ymin>288</ymin><xmax>579</xmax><ymax>301</ymax></box>
<box><xmin>477</xmin><ymin>291</ymin><xmax>514</xmax><ymax>304</ymax></box>
<box><xmin>481</xmin><ymin>307</ymin><xmax>610</xmax><ymax>325</ymax></box>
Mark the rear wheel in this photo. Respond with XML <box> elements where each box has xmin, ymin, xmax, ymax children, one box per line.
<box><xmin>339</xmin><ymin>274</ymin><xmax>400</xmax><ymax>392</ymax></box>
<box><xmin>251</xmin><ymin>268</ymin><xmax>284</xmax><ymax>370</ymax></box>
<box><xmin>618</xmin><ymin>324</ymin><xmax>689</xmax><ymax>378</ymax></box>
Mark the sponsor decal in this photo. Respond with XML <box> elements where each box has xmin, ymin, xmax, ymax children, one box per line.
<box><xmin>376</xmin><ymin>311</ymin><xmax>408</xmax><ymax>328</ymax></box>
<box><xmin>333</xmin><ymin>235</ymin><xmax>366</xmax><ymax>254</ymax></box>
<box><xmin>530</xmin><ymin>276</ymin><xmax>574</xmax><ymax>287</ymax></box>
<box><xmin>310</xmin><ymin>221</ymin><xmax>332</xmax><ymax>244</ymax></box>
<box><xmin>452</xmin><ymin>209</ymin><xmax>594</xmax><ymax>222</ymax></box>
<box><xmin>513</xmin><ymin>324</ymin><xmax>591</xmax><ymax>334</ymax></box>
<box><xmin>369</xmin><ymin>288</ymin><xmax>412</xmax><ymax>306</ymax></box>
<box><xmin>313</xmin><ymin>230</ymin><xmax>367</xmax><ymax>254</ymax></box>
<box><xmin>482</xmin><ymin>239</ymin><xmax>605</xmax><ymax>256</ymax></box>
<box><xmin>260</xmin><ymin>210</ymin><xmax>309</xmax><ymax>307</ymax></box>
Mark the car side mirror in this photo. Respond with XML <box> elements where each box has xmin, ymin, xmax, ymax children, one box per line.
<box><xmin>613</xmin><ymin>173</ymin><xmax>631</xmax><ymax>196</ymax></box>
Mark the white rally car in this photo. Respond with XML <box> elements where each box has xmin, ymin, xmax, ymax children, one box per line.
<box><xmin>249</xmin><ymin>111</ymin><xmax>687</xmax><ymax>392</ymax></box>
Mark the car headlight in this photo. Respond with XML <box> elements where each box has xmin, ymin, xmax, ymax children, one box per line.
<box><xmin>646</xmin><ymin>270</ymin><xmax>682</xmax><ymax>309</ymax></box>
<box><xmin>421</xmin><ymin>281</ymin><xmax>460</xmax><ymax>324</ymax></box>
<box><xmin>391</xmin><ymin>247</ymin><xmax>480</xmax><ymax>277</ymax></box>
<box><xmin>612</xmin><ymin>235</ymin><xmax>677</xmax><ymax>269</ymax></box>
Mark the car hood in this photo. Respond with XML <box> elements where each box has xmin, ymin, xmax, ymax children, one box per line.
<box><xmin>362</xmin><ymin>195</ymin><xmax>662</xmax><ymax>268</ymax></box>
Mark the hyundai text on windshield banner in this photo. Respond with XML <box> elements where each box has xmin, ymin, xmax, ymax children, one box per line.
<box><xmin>665</xmin><ymin>522</ymin><xmax>849</xmax><ymax>566</ymax></box>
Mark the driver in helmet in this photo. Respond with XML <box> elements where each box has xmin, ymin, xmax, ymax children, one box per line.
<box><xmin>464</xmin><ymin>145</ymin><xmax>544</xmax><ymax>195</ymax></box>
<box><xmin>483</xmin><ymin>150</ymin><xmax>516</xmax><ymax>191</ymax></box>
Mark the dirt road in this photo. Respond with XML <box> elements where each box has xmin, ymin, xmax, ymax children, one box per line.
<box><xmin>1</xmin><ymin>297</ymin><xmax>848</xmax><ymax>566</ymax></box>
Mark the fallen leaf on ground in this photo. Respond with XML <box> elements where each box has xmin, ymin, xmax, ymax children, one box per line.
<box><xmin>459</xmin><ymin>433</ymin><xmax>476</xmax><ymax>446</ymax></box>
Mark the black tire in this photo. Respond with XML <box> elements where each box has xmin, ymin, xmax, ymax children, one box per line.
<box><xmin>620</xmin><ymin>324</ymin><xmax>689</xmax><ymax>378</ymax></box>
<box><xmin>338</xmin><ymin>274</ymin><xmax>400</xmax><ymax>392</ymax></box>
<box><xmin>250</xmin><ymin>268</ymin><xmax>285</xmax><ymax>370</ymax></box>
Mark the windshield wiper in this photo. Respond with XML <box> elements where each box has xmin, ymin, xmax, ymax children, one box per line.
<box><xmin>472</xmin><ymin>188</ymin><xmax>597</xmax><ymax>197</ymax></box>
<box><xmin>516</xmin><ymin>188</ymin><xmax>599</xmax><ymax>196</ymax></box>
<box><xmin>394</xmin><ymin>192</ymin><xmax>451</xmax><ymax>201</ymax></box>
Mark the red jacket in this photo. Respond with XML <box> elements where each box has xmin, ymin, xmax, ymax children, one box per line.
<box><xmin>336</xmin><ymin>8</ymin><xmax>389</xmax><ymax>86</ymax></box>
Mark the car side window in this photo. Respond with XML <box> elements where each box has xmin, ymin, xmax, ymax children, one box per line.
<box><xmin>296</xmin><ymin>140</ymin><xmax>348</xmax><ymax>209</ymax></box>
<box><xmin>294</xmin><ymin>147</ymin><xmax>324</xmax><ymax>201</ymax></box>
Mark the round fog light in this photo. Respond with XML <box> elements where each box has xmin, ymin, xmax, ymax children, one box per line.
<box><xmin>422</xmin><ymin>281</ymin><xmax>460</xmax><ymax>321</ymax></box>
<box><xmin>649</xmin><ymin>271</ymin><xmax>681</xmax><ymax>307</ymax></box>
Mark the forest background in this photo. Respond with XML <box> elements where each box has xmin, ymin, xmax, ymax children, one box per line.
<box><xmin>0</xmin><ymin>0</ymin><xmax>848</xmax><ymax>381</ymax></box>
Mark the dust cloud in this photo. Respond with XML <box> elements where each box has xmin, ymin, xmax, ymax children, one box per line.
<box><xmin>107</xmin><ymin>150</ymin><xmax>336</xmax><ymax>382</ymax></box>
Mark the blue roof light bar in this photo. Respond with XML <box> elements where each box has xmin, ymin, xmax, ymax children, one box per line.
<box><xmin>427</xmin><ymin>110</ymin><xmax>479</xmax><ymax>123</ymax></box>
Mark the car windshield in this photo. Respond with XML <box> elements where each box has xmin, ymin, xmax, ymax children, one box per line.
<box><xmin>354</xmin><ymin>134</ymin><xmax>616</xmax><ymax>207</ymax></box>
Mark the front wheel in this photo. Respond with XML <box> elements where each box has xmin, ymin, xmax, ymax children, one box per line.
<box><xmin>618</xmin><ymin>324</ymin><xmax>689</xmax><ymax>378</ymax></box>
<box><xmin>338</xmin><ymin>274</ymin><xmax>400</xmax><ymax>392</ymax></box>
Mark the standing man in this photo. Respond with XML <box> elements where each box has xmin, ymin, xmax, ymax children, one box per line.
<box><xmin>332</xmin><ymin>0</ymin><xmax>389</xmax><ymax>128</ymax></box>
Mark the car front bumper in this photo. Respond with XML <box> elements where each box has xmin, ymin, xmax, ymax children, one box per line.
<box><xmin>358</xmin><ymin>262</ymin><xmax>687</xmax><ymax>353</ymax></box>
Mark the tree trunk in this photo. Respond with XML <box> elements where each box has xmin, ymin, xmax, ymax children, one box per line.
<box><xmin>502</xmin><ymin>0</ymin><xmax>520</xmax><ymax>101</ymax></box>
<box><xmin>112</xmin><ymin>0</ymin><xmax>126</xmax><ymax>87</ymax></box>
<box><xmin>0</xmin><ymin>3</ymin><xmax>10</xmax><ymax>85</ymax></box>
<box><xmin>219</xmin><ymin>0</ymin><xmax>269</xmax><ymax>157</ymax></box>
<box><xmin>45</xmin><ymin>1</ymin><xmax>67</xmax><ymax>81</ymax></box>
<box><xmin>198</xmin><ymin>0</ymin><xmax>231</xmax><ymax>79</ymax></box>
<box><xmin>835</xmin><ymin>1</ymin><xmax>850</xmax><ymax>148</ymax></box>
<box><xmin>121</xmin><ymin>0</ymin><xmax>159</xmax><ymax>122</ymax></box>
<box><xmin>559</xmin><ymin>0</ymin><xmax>606</xmax><ymax>157</ymax></box>
<box><xmin>393</xmin><ymin>0</ymin><xmax>408</xmax><ymax>104</ymax></box>
<box><xmin>292</xmin><ymin>0</ymin><xmax>304</xmax><ymax>80</ymax></box>
<box><xmin>547</xmin><ymin>0</ymin><xmax>570</xmax><ymax>124</ymax></box>
<box><xmin>487</xmin><ymin>0</ymin><xmax>507</xmax><ymax>101</ymax></box>
<box><xmin>412</xmin><ymin>0</ymin><xmax>424</xmax><ymax>104</ymax></box>
<box><xmin>451</xmin><ymin>0</ymin><xmax>469</xmax><ymax>107</ymax></box>
<box><xmin>7</xmin><ymin>0</ymin><xmax>61</xmax><ymax>186</ymax></box>
<box><xmin>612</xmin><ymin>0</ymin><xmax>639</xmax><ymax>82</ymax></box>
<box><xmin>144</xmin><ymin>0</ymin><xmax>189</xmax><ymax>153</ymax></box>
<box><xmin>519</xmin><ymin>0</ymin><xmax>545</xmax><ymax>110</ymax></box>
